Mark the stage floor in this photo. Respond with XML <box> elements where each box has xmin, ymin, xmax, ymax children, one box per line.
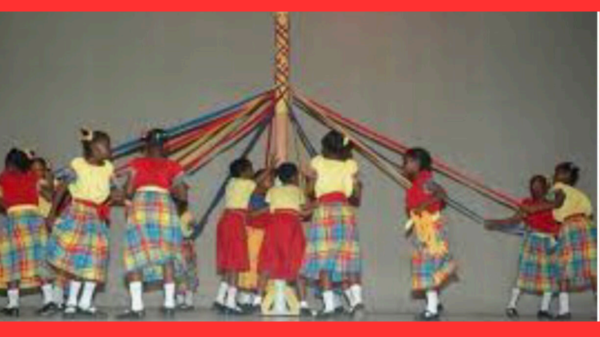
<box><xmin>1</xmin><ymin>307</ymin><xmax>597</xmax><ymax>322</ymax></box>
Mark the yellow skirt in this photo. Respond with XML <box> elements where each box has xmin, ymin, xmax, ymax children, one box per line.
<box><xmin>238</xmin><ymin>227</ymin><xmax>265</xmax><ymax>290</ymax></box>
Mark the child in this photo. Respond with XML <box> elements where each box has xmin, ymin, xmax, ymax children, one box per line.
<box><xmin>237</xmin><ymin>169</ymin><xmax>273</xmax><ymax>309</ymax></box>
<box><xmin>212</xmin><ymin>158</ymin><xmax>257</xmax><ymax>314</ymax></box>
<box><xmin>117</xmin><ymin>129</ymin><xmax>187</xmax><ymax>319</ymax></box>
<box><xmin>176</xmin><ymin>205</ymin><xmax>199</xmax><ymax>311</ymax></box>
<box><xmin>485</xmin><ymin>175</ymin><xmax>560</xmax><ymax>320</ymax></box>
<box><xmin>0</xmin><ymin>149</ymin><xmax>54</xmax><ymax>317</ymax></box>
<box><xmin>300</xmin><ymin>131</ymin><xmax>363</xmax><ymax>318</ymax></box>
<box><xmin>252</xmin><ymin>163</ymin><xmax>308</xmax><ymax>310</ymax></box>
<box><xmin>520</xmin><ymin>162</ymin><xmax>596</xmax><ymax>320</ymax></box>
<box><xmin>402</xmin><ymin>147</ymin><xmax>456</xmax><ymax>321</ymax></box>
<box><xmin>46</xmin><ymin>129</ymin><xmax>118</xmax><ymax>319</ymax></box>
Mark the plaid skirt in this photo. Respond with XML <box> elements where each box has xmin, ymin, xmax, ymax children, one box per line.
<box><xmin>411</xmin><ymin>213</ymin><xmax>456</xmax><ymax>292</ymax></box>
<box><xmin>216</xmin><ymin>209</ymin><xmax>250</xmax><ymax>273</ymax></box>
<box><xmin>555</xmin><ymin>215</ymin><xmax>597</xmax><ymax>292</ymax></box>
<box><xmin>47</xmin><ymin>201</ymin><xmax>110</xmax><ymax>283</ymax></box>
<box><xmin>516</xmin><ymin>231</ymin><xmax>558</xmax><ymax>293</ymax></box>
<box><xmin>177</xmin><ymin>239</ymin><xmax>199</xmax><ymax>293</ymax></box>
<box><xmin>0</xmin><ymin>208</ymin><xmax>51</xmax><ymax>288</ymax></box>
<box><xmin>300</xmin><ymin>203</ymin><xmax>361</xmax><ymax>283</ymax></box>
<box><xmin>238</xmin><ymin>226</ymin><xmax>265</xmax><ymax>290</ymax></box>
<box><xmin>258</xmin><ymin>210</ymin><xmax>306</xmax><ymax>281</ymax></box>
<box><xmin>123</xmin><ymin>190</ymin><xmax>184</xmax><ymax>283</ymax></box>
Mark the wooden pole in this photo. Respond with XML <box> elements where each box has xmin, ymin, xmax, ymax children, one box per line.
<box><xmin>273</xmin><ymin>12</ymin><xmax>290</xmax><ymax>163</ymax></box>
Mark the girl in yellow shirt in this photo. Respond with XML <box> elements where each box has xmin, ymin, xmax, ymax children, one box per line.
<box><xmin>521</xmin><ymin>162</ymin><xmax>596</xmax><ymax>320</ymax></box>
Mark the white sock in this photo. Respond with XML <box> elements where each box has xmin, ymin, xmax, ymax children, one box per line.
<box><xmin>78</xmin><ymin>282</ymin><xmax>96</xmax><ymax>310</ymax></box>
<box><xmin>300</xmin><ymin>300</ymin><xmax>309</xmax><ymax>309</ymax></box>
<box><xmin>185</xmin><ymin>291</ymin><xmax>194</xmax><ymax>306</ymax></box>
<box><xmin>345</xmin><ymin>288</ymin><xmax>356</xmax><ymax>307</ymax></box>
<box><xmin>253</xmin><ymin>295</ymin><xmax>262</xmax><ymax>306</ymax></box>
<box><xmin>164</xmin><ymin>283</ymin><xmax>176</xmax><ymax>309</ymax></box>
<box><xmin>540</xmin><ymin>292</ymin><xmax>552</xmax><ymax>312</ymax></box>
<box><xmin>176</xmin><ymin>294</ymin><xmax>185</xmax><ymax>305</ymax></box>
<box><xmin>350</xmin><ymin>284</ymin><xmax>363</xmax><ymax>306</ymax></box>
<box><xmin>238</xmin><ymin>291</ymin><xmax>251</xmax><ymax>305</ymax></box>
<box><xmin>559</xmin><ymin>292</ymin><xmax>570</xmax><ymax>315</ymax></box>
<box><xmin>226</xmin><ymin>286</ymin><xmax>238</xmax><ymax>309</ymax></box>
<box><xmin>333</xmin><ymin>292</ymin><xmax>342</xmax><ymax>309</ymax></box>
<box><xmin>129</xmin><ymin>281</ymin><xmax>144</xmax><ymax>312</ymax></box>
<box><xmin>215</xmin><ymin>282</ymin><xmax>228</xmax><ymax>305</ymax></box>
<box><xmin>426</xmin><ymin>290</ymin><xmax>439</xmax><ymax>314</ymax></box>
<box><xmin>507</xmin><ymin>287</ymin><xmax>521</xmax><ymax>309</ymax></box>
<box><xmin>7</xmin><ymin>289</ymin><xmax>19</xmax><ymax>308</ymax></box>
<box><xmin>323</xmin><ymin>290</ymin><xmax>335</xmax><ymax>313</ymax></box>
<box><xmin>66</xmin><ymin>281</ymin><xmax>82</xmax><ymax>307</ymax></box>
<box><xmin>41</xmin><ymin>283</ymin><xmax>53</xmax><ymax>305</ymax></box>
<box><xmin>53</xmin><ymin>284</ymin><xmax>64</xmax><ymax>305</ymax></box>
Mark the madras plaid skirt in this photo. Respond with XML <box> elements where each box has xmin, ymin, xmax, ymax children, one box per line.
<box><xmin>516</xmin><ymin>232</ymin><xmax>558</xmax><ymax>293</ymax></box>
<box><xmin>177</xmin><ymin>239</ymin><xmax>199</xmax><ymax>293</ymax></box>
<box><xmin>47</xmin><ymin>202</ymin><xmax>110</xmax><ymax>283</ymax></box>
<box><xmin>555</xmin><ymin>215</ymin><xmax>597</xmax><ymax>292</ymax></box>
<box><xmin>238</xmin><ymin>226</ymin><xmax>265</xmax><ymax>290</ymax></box>
<box><xmin>411</xmin><ymin>215</ymin><xmax>456</xmax><ymax>292</ymax></box>
<box><xmin>0</xmin><ymin>209</ymin><xmax>51</xmax><ymax>288</ymax></box>
<box><xmin>123</xmin><ymin>191</ymin><xmax>184</xmax><ymax>283</ymax></box>
<box><xmin>300</xmin><ymin>204</ymin><xmax>361</xmax><ymax>283</ymax></box>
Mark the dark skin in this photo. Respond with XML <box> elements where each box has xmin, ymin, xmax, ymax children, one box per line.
<box><xmin>31</xmin><ymin>161</ymin><xmax>54</xmax><ymax>203</ymax></box>
<box><xmin>124</xmin><ymin>142</ymin><xmax>187</xmax><ymax>285</ymax></box>
<box><xmin>485</xmin><ymin>178</ymin><xmax>548</xmax><ymax>229</ymax></box>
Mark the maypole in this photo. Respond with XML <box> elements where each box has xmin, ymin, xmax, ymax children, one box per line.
<box><xmin>273</xmin><ymin>11</ymin><xmax>291</xmax><ymax>162</ymax></box>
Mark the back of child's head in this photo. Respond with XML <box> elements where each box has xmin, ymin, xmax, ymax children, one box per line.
<box><xmin>530</xmin><ymin>174</ymin><xmax>548</xmax><ymax>187</ymax></box>
<box><xmin>321</xmin><ymin>130</ymin><xmax>347</xmax><ymax>159</ymax></box>
<box><xmin>142</xmin><ymin>128</ymin><xmax>168</xmax><ymax>149</ymax></box>
<box><xmin>5</xmin><ymin>148</ymin><xmax>33</xmax><ymax>173</ymax></box>
<box><xmin>277</xmin><ymin>162</ymin><xmax>298</xmax><ymax>184</ymax></box>
<box><xmin>80</xmin><ymin>128</ymin><xmax>111</xmax><ymax>158</ymax></box>
<box><xmin>555</xmin><ymin>162</ymin><xmax>580</xmax><ymax>185</ymax></box>
<box><xmin>230</xmin><ymin>157</ymin><xmax>253</xmax><ymax>178</ymax></box>
<box><xmin>405</xmin><ymin>147</ymin><xmax>433</xmax><ymax>172</ymax></box>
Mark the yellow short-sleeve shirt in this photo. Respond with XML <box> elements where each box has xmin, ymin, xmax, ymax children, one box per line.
<box><xmin>266</xmin><ymin>185</ymin><xmax>306</xmax><ymax>212</ymax></box>
<box><xmin>312</xmin><ymin>155</ymin><xmax>358</xmax><ymax>198</ymax></box>
<box><xmin>68</xmin><ymin>157</ymin><xmax>114</xmax><ymax>204</ymax></box>
<box><xmin>552</xmin><ymin>182</ymin><xmax>593</xmax><ymax>222</ymax></box>
<box><xmin>225</xmin><ymin>178</ymin><xmax>257</xmax><ymax>210</ymax></box>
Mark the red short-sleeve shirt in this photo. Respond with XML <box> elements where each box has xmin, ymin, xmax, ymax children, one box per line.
<box><xmin>128</xmin><ymin>157</ymin><xmax>185</xmax><ymax>190</ymax></box>
<box><xmin>405</xmin><ymin>171</ymin><xmax>444</xmax><ymax>213</ymax></box>
<box><xmin>0</xmin><ymin>170</ymin><xmax>39</xmax><ymax>208</ymax></box>
<box><xmin>521</xmin><ymin>198</ymin><xmax>560</xmax><ymax>235</ymax></box>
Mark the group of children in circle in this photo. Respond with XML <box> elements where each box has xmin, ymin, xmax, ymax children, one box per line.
<box><xmin>0</xmin><ymin>126</ymin><xmax>596</xmax><ymax>321</ymax></box>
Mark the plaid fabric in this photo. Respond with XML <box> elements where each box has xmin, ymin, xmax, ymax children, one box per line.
<box><xmin>177</xmin><ymin>239</ymin><xmax>199</xmax><ymax>293</ymax></box>
<box><xmin>516</xmin><ymin>232</ymin><xmax>559</xmax><ymax>293</ymax></box>
<box><xmin>238</xmin><ymin>226</ymin><xmax>265</xmax><ymax>290</ymax></box>
<box><xmin>555</xmin><ymin>215</ymin><xmax>597</xmax><ymax>292</ymax></box>
<box><xmin>0</xmin><ymin>209</ymin><xmax>51</xmax><ymax>288</ymax></box>
<box><xmin>123</xmin><ymin>191</ymin><xmax>184</xmax><ymax>283</ymax></box>
<box><xmin>300</xmin><ymin>203</ymin><xmax>361</xmax><ymax>283</ymax></box>
<box><xmin>411</xmin><ymin>214</ymin><xmax>456</xmax><ymax>292</ymax></box>
<box><xmin>47</xmin><ymin>202</ymin><xmax>110</xmax><ymax>282</ymax></box>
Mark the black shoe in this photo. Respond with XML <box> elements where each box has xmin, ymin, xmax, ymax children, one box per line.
<box><xmin>315</xmin><ymin>310</ymin><xmax>334</xmax><ymax>319</ymax></box>
<box><xmin>555</xmin><ymin>312</ymin><xmax>572</xmax><ymax>321</ymax></box>
<box><xmin>37</xmin><ymin>302</ymin><xmax>60</xmax><ymax>317</ymax></box>
<box><xmin>177</xmin><ymin>303</ymin><xmax>195</xmax><ymax>312</ymax></box>
<box><xmin>349</xmin><ymin>303</ymin><xmax>366</xmax><ymax>316</ymax></box>
<box><xmin>212</xmin><ymin>302</ymin><xmax>227</xmax><ymax>313</ymax></box>
<box><xmin>438</xmin><ymin>304</ymin><xmax>444</xmax><ymax>313</ymax></box>
<box><xmin>537</xmin><ymin>310</ymin><xmax>553</xmax><ymax>321</ymax></box>
<box><xmin>416</xmin><ymin>310</ymin><xmax>440</xmax><ymax>321</ymax></box>
<box><xmin>334</xmin><ymin>306</ymin><xmax>346</xmax><ymax>315</ymax></box>
<box><xmin>505</xmin><ymin>307</ymin><xmax>519</xmax><ymax>319</ymax></box>
<box><xmin>1</xmin><ymin>307</ymin><xmax>20</xmax><ymax>318</ymax></box>
<box><xmin>77</xmin><ymin>306</ymin><xmax>108</xmax><ymax>320</ymax></box>
<box><xmin>116</xmin><ymin>309</ymin><xmax>146</xmax><ymax>320</ymax></box>
<box><xmin>300</xmin><ymin>307</ymin><xmax>313</xmax><ymax>317</ymax></box>
<box><xmin>160</xmin><ymin>306</ymin><xmax>176</xmax><ymax>318</ymax></box>
<box><xmin>223</xmin><ymin>305</ymin><xmax>245</xmax><ymax>315</ymax></box>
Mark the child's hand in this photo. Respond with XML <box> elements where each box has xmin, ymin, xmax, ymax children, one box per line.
<box><xmin>483</xmin><ymin>220</ymin><xmax>496</xmax><ymax>230</ymax></box>
<box><xmin>45</xmin><ymin>215</ymin><xmax>56</xmax><ymax>233</ymax></box>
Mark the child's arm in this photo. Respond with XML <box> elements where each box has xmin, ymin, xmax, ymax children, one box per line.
<box><xmin>349</xmin><ymin>179</ymin><xmax>363</xmax><ymax>207</ymax></box>
<box><xmin>39</xmin><ymin>170</ymin><xmax>55</xmax><ymax>202</ymax></box>
<box><xmin>484</xmin><ymin>212</ymin><xmax>523</xmax><ymax>229</ymax></box>
<box><xmin>411</xmin><ymin>180</ymin><xmax>446</xmax><ymax>214</ymax></box>
<box><xmin>520</xmin><ymin>191</ymin><xmax>565</xmax><ymax>214</ymax></box>
<box><xmin>46</xmin><ymin>182</ymin><xmax>68</xmax><ymax>230</ymax></box>
<box><xmin>0</xmin><ymin>188</ymin><xmax>5</xmax><ymax>214</ymax></box>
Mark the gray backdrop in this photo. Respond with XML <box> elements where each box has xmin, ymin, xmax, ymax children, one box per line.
<box><xmin>0</xmin><ymin>12</ymin><xmax>597</xmax><ymax>316</ymax></box>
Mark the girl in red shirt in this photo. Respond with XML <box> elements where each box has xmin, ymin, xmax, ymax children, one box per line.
<box><xmin>486</xmin><ymin>175</ymin><xmax>560</xmax><ymax>321</ymax></box>
<box><xmin>0</xmin><ymin>148</ymin><xmax>54</xmax><ymax>317</ymax></box>
<box><xmin>117</xmin><ymin>129</ymin><xmax>188</xmax><ymax>319</ymax></box>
